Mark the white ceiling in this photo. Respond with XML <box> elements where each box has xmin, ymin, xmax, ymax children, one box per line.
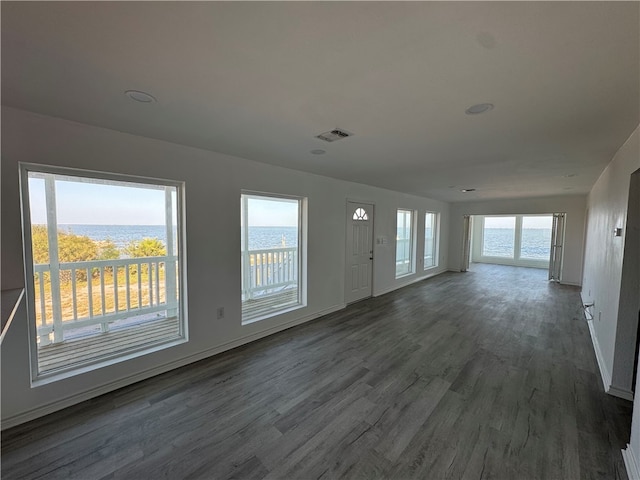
<box><xmin>2</xmin><ymin>2</ymin><xmax>638</xmax><ymax>202</ymax></box>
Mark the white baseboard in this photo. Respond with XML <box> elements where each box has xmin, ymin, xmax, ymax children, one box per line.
<box><xmin>374</xmin><ymin>269</ymin><xmax>446</xmax><ymax>297</ymax></box>
<box><xmin>609</xmin><ymin>385</ymin><xmax>634</xmax><ymax>401</ymax></box>
<box><xmin>623</xmin><ymin>445</ymin><xmax>640</xmax><ymax>480</ymax></box>
<box><xmin>1</xmin><ymin>303</ymin><xmax>345</xmax><ymax>430</ymax></box>
<box><xmin>580</xmin><ymin>291</ymin><xmax>594</xmax><ymax>319</ymax></box>
<box><xmin>587</xmin><ymin>318</ymin><xmax>613</xmax><ymax>392</ymax></box>
<box><xmin>582</xmin><ymin>295</ymin><xmax>632</xmax><ymax>401</ymax></box>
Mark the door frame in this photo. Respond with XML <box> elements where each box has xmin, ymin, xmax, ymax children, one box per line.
<box><xmin>345</xmin><ymin>199</ymin><xmax>375</xmax><ymax>304</ymax></box>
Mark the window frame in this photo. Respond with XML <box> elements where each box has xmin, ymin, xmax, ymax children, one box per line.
<box><xmin>481</xmin><ymin>216</ymin><xmax>517</xmax><ymax>258</ymax></box>
<box><xmin>423</xmin><ymin>211</ymin><xmax>439</xmax><ymax>270</ymax></box>
<box><xmin>474</xmin><ymin>214</ymin><xmax>553</xmax><ymax>269</ymax></box>
<box><xmin>395</xmin><ymin>208</ymin><xmax>416</xmax><ymax>278</ymax></box>
<box><xmin>240</xmin><ymin>190</ymin><xmax>307</xmax><ymax>324</ymax></box>
<box><xmin>519</xmin><ymin>215</ymin><xmax>554</xmax><ymax>261</ymax></box>
<box><xmin>19</xmin><ymin>162</ymin><xmax>188</xmax><ymax>385</ymax></box>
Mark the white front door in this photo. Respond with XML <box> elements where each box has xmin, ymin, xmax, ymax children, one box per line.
<box><xmin>345</xmin><ymin>201</ymin><xmax>374</xmax><ymax>304</ymax></box>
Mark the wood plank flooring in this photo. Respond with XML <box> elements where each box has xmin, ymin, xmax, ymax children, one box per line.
<box><xmin>1</xmin><ymin>264</ymin><xmax>632</xmax><ymax>479</ymax></box>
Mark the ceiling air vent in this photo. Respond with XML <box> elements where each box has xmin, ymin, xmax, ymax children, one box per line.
<box><xmin>315</xmin><ymin>128</ymin><xmax>354</xmax><ymax>142</ymax></box>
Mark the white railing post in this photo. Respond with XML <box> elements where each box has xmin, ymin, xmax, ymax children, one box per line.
<box><xmin>44</xmin><ymin>174</ymin><xmax>64</xmax><ymax>344</ymax></box>
<box><xmin>164</xmin><ymin>187</ymin><xmax>178</xmax><ymax>317</ymax></box>
<box><xmin>242</xmin><ymin>246</ymin><xmax>298</xmax><ymax>299</ymax></box>
<box><xmin>35</xmin><ymin>256</ymin><xmax>177</xmax><ymax>340</ymax></box>
<box><xmin>99</xmin><ymin>265</ymin><xmax>108</xmax><ymax>333</ymax></box>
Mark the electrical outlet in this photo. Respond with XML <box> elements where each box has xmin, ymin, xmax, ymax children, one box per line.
<box><xmin>588</xmin><ymin>289</ymin><xmax>591</xmax><ymax>297</ymax></box>
<box><xmin>216</xmin><ymin>307</ymin><xmax>224</xmax><ymax>319</ymax></box>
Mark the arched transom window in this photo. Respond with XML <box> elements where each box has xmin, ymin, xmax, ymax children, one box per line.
<box><xmin>352</xmin><ymin>207</ymin><xmax>369</xmax><ymax>221</ymax></box>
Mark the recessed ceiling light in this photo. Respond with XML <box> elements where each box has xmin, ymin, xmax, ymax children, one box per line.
<box><xmin>125</xmin><ymin>90</ymin><xmax>156</xmax><ymax>103</ymax></box>
<box><xmin>460</xmin><ymin>188</ymin><xmax>476</xmax><ymax>192</ymax></box>
<box><xmin>311</xmin><ymin>149</ymin><xmax>326</xmax><ymax>155</ymax></box>
<box><xmin>465</xmin><ymin>103</ymin><xmax>494</xmax><ymax>115</ymax></box>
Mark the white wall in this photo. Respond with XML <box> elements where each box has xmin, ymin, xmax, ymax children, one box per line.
<box><xmin>581</xmin><ymin>127</ymin><xmax>640</xmax><ymax>399</ymax></box>
<box><xmin>448</xmin><ymin>195</ymin><xmax>587</xmax><ymax>286</ymax></box>
<box><xmin>1</xmin><ymin>107</ymin><xmax>450</xmax><ymax>427</ymax></box>
<box><xmin>584</xmin><ymin>127</ymin><xmax>640</xmax><ymax>480</ymax></box>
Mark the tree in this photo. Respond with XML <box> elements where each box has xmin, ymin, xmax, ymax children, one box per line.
<box><xmin>125</xmin><ymin>238</ymin><xmax>167</xmax><ymax>276</ymax></box>
<box><xmin>97</xmin><ymin>239</ymin><xmax>120</xmax><ymax>275</ymax></box>
<box><xmin>97</xmin><ymin>240</ymin><xmax>120</xmax><ymax>261</ymax></box>
<box><xmin>58</xmin><ymin>231</ymin><xmax>99</xmax><ymax>263</ymax></box>
<box><xmin>125</xmin><ymin>238</ymin><xmax>166</xmax><ymax>258</ymax></box>
<box><xmin>31</xmin><ymin>225</ymin><xmax>51</xmax><ymax>264</ymax></box>
<box><xmin>31</xmin><ymin>226</ymin><xmax>110</xmax><ymax>282</ymax></box>
<box><xmin>32</xmin><ymin>226</ymin><xmax>99</xmax><ymax>264</ymax></box>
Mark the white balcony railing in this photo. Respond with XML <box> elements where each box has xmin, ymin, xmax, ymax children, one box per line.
<box><xmin>242</xmin><ymin>247</ymin><xmax>298</xmax><ymax>301</ymax></box>
<box><xmin>33</xmin><ymin>256</ymin><xmax>178</xmax><ymax>346</ymax></box>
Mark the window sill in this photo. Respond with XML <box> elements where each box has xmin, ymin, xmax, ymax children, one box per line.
<box><xmin>241</xmin><ymin>303</ymin><xmax>304</xmax><ymax>326</ymax></box>
<box><xmin>395</xmin><ymin>272</ymin><xmax>415</xmax><ymax>280</ymax></box>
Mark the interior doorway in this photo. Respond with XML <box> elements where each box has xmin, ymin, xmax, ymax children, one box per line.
<box><xmin>345</xmin><ymin>201</ymin><xmax>374</xmax><ymax>304</ymax></box>
<box><xmin>462</xmin><ymin>213</ymin><xmax>564</xmax><ymax>280</ymax></box>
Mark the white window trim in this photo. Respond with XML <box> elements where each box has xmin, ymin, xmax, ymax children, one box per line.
<box><xmin>395</xmin><ymin>208</ymin><xmax>416</xmax><ymax>278</ymax></box>
<box><xmin>473</xmin><ymin>214</ymin><xmax>552</xmax><ymax>269</ymax></box>
<box><xmin>240</xmin><ymin>190</ymin><xmax>307</xmax><ymax>324</ymax></box>
<box><xmin>424</xmin><ymin>211</ymin><xmax>440</xmax><ymax>271</ymax></box>
<box><xmin>19</xmin><ymin>162</ymin><xmax>188</xmax><ymax>385</ymax></box>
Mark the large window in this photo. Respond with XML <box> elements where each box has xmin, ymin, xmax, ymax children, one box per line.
<box><xmin>241</xmin><ymin>193</ymin><xmax>305</xmax><ymax>323</ymax></box>
<box><xmin>482</xmin><ymin>216</ymin><xmax>516</xmax><ymax>257</ymax></box>
<box><xmin>20</xmin><ymin>164</ymin><xmax>186</xmax><ymax>381</ymax></box>
<box><xmin>478</xmin><ymin>214</ymin><xmax>553</xmax><ymax>266</ymax></box>
<box><xmin>520</xmin><ymin>216</ymin><xmax>553</xmax><ymax>259</ymax></box>
<box><xmin>424</xmin><ymin>212</ymin><xmax>439</xmax><ymax>269</ymax></box>
<box><xmin>396</xmin><ymin>209</ymin><xmax>415</xmax><ymax>277</ymax></box>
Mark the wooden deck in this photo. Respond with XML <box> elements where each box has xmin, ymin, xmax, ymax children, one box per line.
<box><xmin>242</xmin><ymin>288</ymin><xmax>299</xmax><ymax>320</ymax></box>
<box><xmin>38</xmin><ymin>317</ymin><xmax>181</xmax><ymax>373</ymax></box>
<box><xmin>38</xmin><ymin>289</ymin><xmax>298</xmax><ymax>373</ymax></box>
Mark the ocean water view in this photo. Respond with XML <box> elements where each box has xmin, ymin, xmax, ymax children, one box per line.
<box><xmin>53</xmin><ymin>225</ymin><xmax>549</xmax><ymax>259</ymax></box>
<box><xmin>56</xmin><ymin>224</ymin><xmax>298</xmax><ymax>251</ymax></box>
<box><xmin>58</xmin><ymin>224</ymin><xmax>167</xmax><ymax>250</ymax></box>
<box><xmin>483</xmin><ymin>228</ymin><xmax>552</xmax><ymax>259</ymax></box>
<box><xmin>245</xmin><ymin>226</ymin><xmax>298</xmax><ymax>249</ymax></box>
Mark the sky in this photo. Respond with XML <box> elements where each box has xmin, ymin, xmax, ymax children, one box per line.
<box><xmin>28</xmin><ymin>177</ymin><xmax>174</xmax><ymax>225</ymax></box>
<box><xmin>484</xmin><ymin>215</ymin><xmax>553</xmax><ymax>229</ymax></box>
<box><xmin>28</xmin><ymin>176</ymin><xmax>550</xmax><ymax>230</ymax></box>
<box><xmin>245</xmin><ymin>197</ymin><xmax>298</xmax><ymax>227</ymax></box>
<box><xmin>29</xmin><ymin>176</ymin><xmax>298</xmax><ymax>227</ymax></box>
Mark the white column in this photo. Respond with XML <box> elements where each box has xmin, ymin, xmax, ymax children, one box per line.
<box><xmin>514</xmin><ymin>215</ymin><xmax>523</xmax><ymax>260</ymax></box>
<box><xmin>242</xmin><ymin>195</ymin><xmax>252</xmax><ymax>301</ymax></box>
<box><xmin>44</xmin><ymin>174</ymin><xmax>64</xmax><ymax>343</ymax></box>
<box><xmin>164</xmin><ymin>187</ymin><xmax>178</xmax><ymax>318</ymax></box>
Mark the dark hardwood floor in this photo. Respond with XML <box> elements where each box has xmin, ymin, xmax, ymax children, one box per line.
<box><xmin>1</xmin><ymin>264</ymin><xmax>632</xmax><ymax>479</ymax></box>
